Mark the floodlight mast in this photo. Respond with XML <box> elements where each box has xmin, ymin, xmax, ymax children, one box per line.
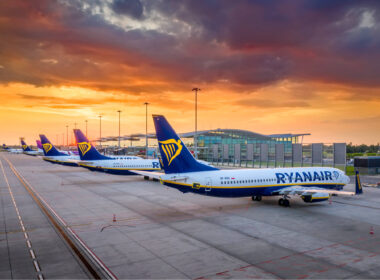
<box><xmin>192</xmin><ymin>87</ymin><xmax>201</xmax><ymax>159</ymax></box>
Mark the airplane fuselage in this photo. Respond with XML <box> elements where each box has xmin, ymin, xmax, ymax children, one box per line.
<box><xmin>24</xmin><ymin>150</ymin><xmax>40</xmax><ymax>156</ymax></box>
<box><xmin>79</xmin><ymin>158</ymin><xmax>161</xmax><ymax>175</ymax></box>
<box><xmin>6</xmin><ymin>149</ymin><xmax>23</xmax><ymax>154</ymax></box>
<box><xmin>43</xmin><ymin>155</ymin><xmax>80</xmax><ymax>166</ymax></box>
<box><xmin>160</xmin><ymin>167</ymin><xmax>350</xmax><ymax>198</ymax></box>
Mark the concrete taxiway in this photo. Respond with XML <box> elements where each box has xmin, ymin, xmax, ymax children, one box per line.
<box><xmin>1</xmin><ymin>153</ymin><xmax>380</xmax><ymax>279</ymax></box>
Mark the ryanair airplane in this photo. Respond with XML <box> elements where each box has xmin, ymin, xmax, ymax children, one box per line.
<box><xmin>134</xmin><ymin>115</ymin><xmax>361</xmax><ymax>207</ymax></box>
<box><xmin>20</xmin><ymin>139</ymin><xmax>41</xmax><ymax>156</ymax></box>
<box><xmin>39</xmin><ymin>135</ymin><xmax>80</xmax><ymax>166</ymax></box>
<box><xmin>73</xmin><ymin>129</ymin><xmax>161</xmax><ymax>175</ymax></box>
<box><xmin>2</xmin><ymin>144</ymin><xmax>23</xmax><ymax>154</ymax></box>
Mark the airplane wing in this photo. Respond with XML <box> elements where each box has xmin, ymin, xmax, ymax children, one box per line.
<box><xmin>129</xmin><ymin>170</ymin><xmax>189</xmax><ymax>182</ymax></box>
<box><xmin>273</xmin><ymin>186</ymin><xmax>355</xmax><ymax>196</ymax></box>
<box><xmin>130</xmin><ymin>170</ymin><xmax>163</xmax><ymax>180</ymax></box>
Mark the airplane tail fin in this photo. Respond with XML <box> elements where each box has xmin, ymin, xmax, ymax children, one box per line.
<box><xmin>20</xmin><ymin>139</ymin><xmax>32</xmax><ymax>151</ymax></box>
<box><xmin>39</xmin><ymin>135</ymin><xmax>66</xmax><ymax>156</ymax></box>
<box><xmin>355</xmin><ymin>170</ymin><xmax>363</xmax><ymax>195</ymax></box>
<box><xmin>73</xmin><ymin>129</ymin><xmax>111</xmax><ymax>160</ymax></box>
<box><xmin>152</xmin><ymin>115</ymin><xmax>218</xmax><ymax>174</ymax></box>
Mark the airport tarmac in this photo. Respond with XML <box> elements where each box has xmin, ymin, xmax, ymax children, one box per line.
<box><xmin>1</xmin><ymin>153</ymin><xmax>380</xmax><ymax>279</ymax></box>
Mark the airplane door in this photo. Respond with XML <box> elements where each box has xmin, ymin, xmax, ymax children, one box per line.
<box><xmin>205</xmin><ymin>177</ymin><xmax>212</xmax><ymax>193</ymax></box>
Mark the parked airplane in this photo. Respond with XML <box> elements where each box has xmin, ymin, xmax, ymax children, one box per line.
<box><xmin>134</xmin><ymin>115</ymin><xmax>357</xmax><ymax>207</ymax></box>
<box><xmin>73</xmin><ymin>129</ymin><xmax>161</xmax><ymax>175</ymax></box>
<box><xmin>39</xmin><ymin>135</ymin><xmax>80</xmax><ymax>166</ymax></box>
<box><xmin>20</xmin><ymin>139</ymin><xmax>40</xmax><ymax>156</ymax></box>
<box><xmin>2</xmin><ymin>144</ymin><xmax>23</xmax><ymax>153</ymax></box>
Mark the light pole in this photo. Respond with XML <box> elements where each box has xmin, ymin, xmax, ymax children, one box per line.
<box><xmin>192</xmin><ymin>88</ymin><xmax>201</xmax><ymax>159</ymax></box>
<box><xmin>98</xmin><ymin>115</ymin><xmax>102</xmax><ymax>148</ymax></box>
<box><xmin>66</xmin><ymin>125</ymin><xmax>68</xmax><ymax>146</ymax></box>
<box><xmin>144</xmin><ymin>102</ymin><xmax>149</xmax><ymax>157</ymax></box>
<box><xmin>85</xmin><ymin>120</ymin><xmax>88</xmax><ymax>137</ymax></box>
<box><xmin>117</xmin><ymin>110</ymin><xmax>121</xmax><ymax>149</ymax></box>
<box><xmin>62</xmin><ymin>133</ymin><xmax>64</xmax><ymax>146</ymax></box>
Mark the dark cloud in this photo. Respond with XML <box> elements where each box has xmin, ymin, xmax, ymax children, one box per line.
<box><xmin>112</xmin><ymin>0</ymin><xmax>143</xmax><ymax>19</ymax></box>
<box><xmin>17</xmin><ymin>93</ymin><xmax>121</xmax><ymax>106</ymax></box>
<box><xmin>0</xmin><ymin>0</ymin><xmax>379</xmax><ymax>93</ymax></box>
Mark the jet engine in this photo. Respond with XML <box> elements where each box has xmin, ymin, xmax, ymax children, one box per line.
<box><xmin>301</xmin><ymin>192</ymin><xmax>330</xmax><ymax>203</ymax></box>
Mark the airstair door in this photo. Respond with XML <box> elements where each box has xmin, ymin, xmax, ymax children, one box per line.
<box><xmin>205</xmin><ymin>177</ymin><xmax>212</xmax><ymax>193</ymax></box>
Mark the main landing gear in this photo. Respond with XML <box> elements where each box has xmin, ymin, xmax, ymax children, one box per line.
<box><xmin>278</xmin><ymin>196</ymin><xmax>290</xmax><ymax>207</ymax></box>
<box><xmin>251</xmin><ymin>195</ymin><xmax>262</xmax><ymax>201</ymax></box>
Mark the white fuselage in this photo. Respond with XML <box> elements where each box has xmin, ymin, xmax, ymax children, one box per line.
<box><xmin>78</xmin><ymin>158</ymin><xmax>161</xmax><ymax>174</ymax></box>
<box><xmin>6</xmin><ymin>149</ymin><xmax>23</xmax><ymax>154</ymax></box>
<box><xmin>24</xmin><ymin>150</ymin><xmax>40</xmax><ymax>156</ymax></box>
<box><xmin>43</xmin><ymin>155</ymin><xmax>80</xmax><ymax>165</ymax></box>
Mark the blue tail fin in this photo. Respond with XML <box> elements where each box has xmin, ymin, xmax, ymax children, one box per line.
<box><xmin>39</xmin><ymin>135</ymin><xmax>66</xmax><ymax>156</ymax></box>
<box><xmin>73</xmin><ymin>129</ymin><xmax>111</xmax><ymax>160</ymax></box>
<box><xmin>20</xmin><ymin>139</ymin><xmax>32</xmax><ymax>151</ymax></box>
<box><xmin>355</xmin><ymin>170</ymin><xmax>363</xmax><ymax>195</ymax></box>
<box><xmin>152</xmin><ymin>115</ymin><xmax>218</xmax><ymax>174</ymax></box>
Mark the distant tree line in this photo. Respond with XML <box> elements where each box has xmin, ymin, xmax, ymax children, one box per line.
<box><xmin>347</xmin><ymin>143</ymin><xmax>379</xmax><ymax>153</ymax></box>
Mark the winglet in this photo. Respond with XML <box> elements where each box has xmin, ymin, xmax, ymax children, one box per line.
<box><xmin>36</xmin><ymin>140</ymin><xmax>43</xmax><ymax>150</ymax></box>
<box><xmin>73</xmin><ymin>129</ymin><xmax>111</xmax><ymax>160</ymax></box>
<box><xmin>355</xmin><ymin>170</ymin><xmax>363</xmax><ymax>195</ymax></box>
<box><xmin>152</xmin><ymin>115</ymin><xmax>218</xmax><ymax>174</ymax></box>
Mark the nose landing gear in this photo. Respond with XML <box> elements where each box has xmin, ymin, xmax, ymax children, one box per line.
<box><xmin>251</xmin><ymin>195</ymin><xmax>262</xmax><ymax>201</ymax></box>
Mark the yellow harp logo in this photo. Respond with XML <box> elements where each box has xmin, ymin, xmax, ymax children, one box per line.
<box><xmin>78</xmin><ymin>142</ymin><xmax>91</xmax><ymax>156</ymax></box>
<box><xmin>42</xmin><ymin>143</ymin><xmax>52</xmax><ymax>153</ymax></box>
<box><xmin>159</xmin><ymin>139</ymin><xmax>182</xmax><ymax>166</ymax></box>
<box><xmin>22</xmin><ymin>145</ymin><xmax>27</xmax><ymax>150</ymax></box>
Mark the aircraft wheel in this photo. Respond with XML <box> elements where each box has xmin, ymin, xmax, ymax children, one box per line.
<box><xmin>283</xmin><ymin>199</ymin><xmax>290</xmax><ymax>207</ymax></box>
<box><xmin>256</xmin><ymin>195</ymin><xmax>262</xmax><ymax>201</ymax></box>
<box><xmin>278</xmin><ymin>198</ymin><xmax>283</xmax><ymax>206</ymax></box>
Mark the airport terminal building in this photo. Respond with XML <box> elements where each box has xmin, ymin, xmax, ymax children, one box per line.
<box><xmin>178</xmin><ymin>129</ymin><xmax>310</xmax><ymax>165</ymax></box>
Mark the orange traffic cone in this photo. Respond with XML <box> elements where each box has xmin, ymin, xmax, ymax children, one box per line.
<box><xmin>113</xmin><ymin>214</ymin><xmax>116</xmax><ymax>223</ymax></box>
<box><xmin>370</xmin><ymin>226</ymin><xmax>374</xmax><ymax>235</ymax></box>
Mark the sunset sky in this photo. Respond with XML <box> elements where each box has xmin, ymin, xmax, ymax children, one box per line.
<box><xmin>1</xmin><ymin>0</ymin><xmax>379</xmax><ymax>145</ymax></box>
